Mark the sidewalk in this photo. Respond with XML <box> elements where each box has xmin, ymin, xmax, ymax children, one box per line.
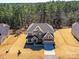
<box><xmin>44</xmin><ymin>50</ymin><xmax>57</xmax><ymax>59</ymax></box>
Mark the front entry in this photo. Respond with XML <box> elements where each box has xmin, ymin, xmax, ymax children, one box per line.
<box><xmin>44</xmin><ymin>41</ymin><xmax>55</xmax><ymax>50</ymax></box>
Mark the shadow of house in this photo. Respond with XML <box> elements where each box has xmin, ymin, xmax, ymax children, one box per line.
<box><xmin>24</xmin><ymin>23</ymin><xmax>54</xmax><ymax>50</ymax></box>
<box><xmin>0</xmin><ymin>23</ymin><xmax>10</xmax><ymax>44</ymax></box>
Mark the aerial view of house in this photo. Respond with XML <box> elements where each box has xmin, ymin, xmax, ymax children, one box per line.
<box><xmin>26</xmin><ymin>23</ymin><xmax>54</xmax><ymax>44</ymax></box>
<box><xmin>0</xmin><ymin>0</ymin><xmax>79</xmax><ymax>59</ymax></box>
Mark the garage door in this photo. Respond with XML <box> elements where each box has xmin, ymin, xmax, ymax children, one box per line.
<box><xmin>44</xmin><ymin>42</ymin><xmax>54</xmax><ymax>50</ymax></box>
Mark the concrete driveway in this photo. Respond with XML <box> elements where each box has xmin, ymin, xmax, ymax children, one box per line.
<box><xmin>44</xmin><ymin>50</ymin><xmax>57</xmax><ymax>59</ymax></box>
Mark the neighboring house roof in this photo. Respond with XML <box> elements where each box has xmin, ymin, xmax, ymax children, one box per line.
<box><xmin>43</xmin><ymin>32</ymin><xmax>54</xmax><ymax>40</ymax></box>
<box><xmin>0</xmin><ymin>23</ymin><xmax>10</xmax><ymax>43</ymax></box>
<box><xmin>27</xmin><ymin>23</ymin><xmax>54</xmax><ymax>34</ymax></box>
<box><xmin>0</xmin><ymin>23</ymin><xmax>10</xmax><ymax>35</ymax></box>
<box><xmin>72</xmin><ymin>22</ymin><xmax>79</xmax><ymax>40</ymax></box>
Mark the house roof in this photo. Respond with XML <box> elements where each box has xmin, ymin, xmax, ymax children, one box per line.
<box><xmin>27</xmin><ymin>23</ymin><xmax>54</xmax><ymax>34</ymax></box>
<box><xmin>0</xmin><ymin>23</ymin><xmax>10</xmax><ymax>35</ymax></box>
<box><xmin>0</xmin><ymin>23</ymin><xmax>10</xmax><ymax>43</ymax></box>
<box><xmin>72</xmin><ymin>22</ymin><xmax>79</xmax><ymax>40</ymax></box>
<box><xmin>0</xmin><ymin>23</ymin><xmax>10</xmax><ymax>28</ymax></box>
<box><xmin>33</xmin><ymin>26</ymin><xmax>44</xmax><ymax>33</ymax></box>
<box><xmin>43</xmin><ymin>32</ymin><xmax>54</xmax><ymax>40</ymax></box>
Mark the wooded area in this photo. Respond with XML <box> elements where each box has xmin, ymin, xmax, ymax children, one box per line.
<box><xmin>0</xmin><ymin>1</ymin><xmax>79</xmax><ymax>29</ymax></box>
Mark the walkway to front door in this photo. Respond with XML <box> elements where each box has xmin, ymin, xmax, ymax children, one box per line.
<box><xmin>44</xmin><ymin>50</ymin><xmax>57</xmax><ymax>59</ymax></box>
<box><xmin>44</xmin><ymin>42</ymin><xmax>57</xmax><ymax>59</ymax></box>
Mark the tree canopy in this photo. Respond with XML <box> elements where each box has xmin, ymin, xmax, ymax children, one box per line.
<box><xmin>0</xmin><ymin>1</ymin><xmax>79</xmax><ymax>29</ymax></box>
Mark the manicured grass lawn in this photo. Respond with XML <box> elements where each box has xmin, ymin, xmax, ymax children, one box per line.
<box><xmin>54</xmin><ymin>28</ymin><xmax>79</xmax><ymax>59</ymax></box>
<box><xmin>0</xmin><ymin>33</ymin><xmax>44</xmax><ymax>59</ymax></box>
<box><xmin>1</xmin><ymin>28</ymin><xmax>79</xmax><ymax>59</ymax></box>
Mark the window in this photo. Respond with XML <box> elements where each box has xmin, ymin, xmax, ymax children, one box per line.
<box><xmin>28</xmin><ymin>39</ymin><xmax>31</xmax><ymax>42</ymax></box>
<box><xmin>44</xmin><ymin>39</ymin><xmax>52</xmax><ymax>41</ymax></box>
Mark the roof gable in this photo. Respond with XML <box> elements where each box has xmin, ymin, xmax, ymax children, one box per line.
<box><xmin>33</xmin><ymin>26</ymin><xmax>44</xmax><ymax>33</ymax></box>
<box><xmin>43</xmin><ymin>32</ymin><xmax>54</xmax><ymax>39</ymax></box>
